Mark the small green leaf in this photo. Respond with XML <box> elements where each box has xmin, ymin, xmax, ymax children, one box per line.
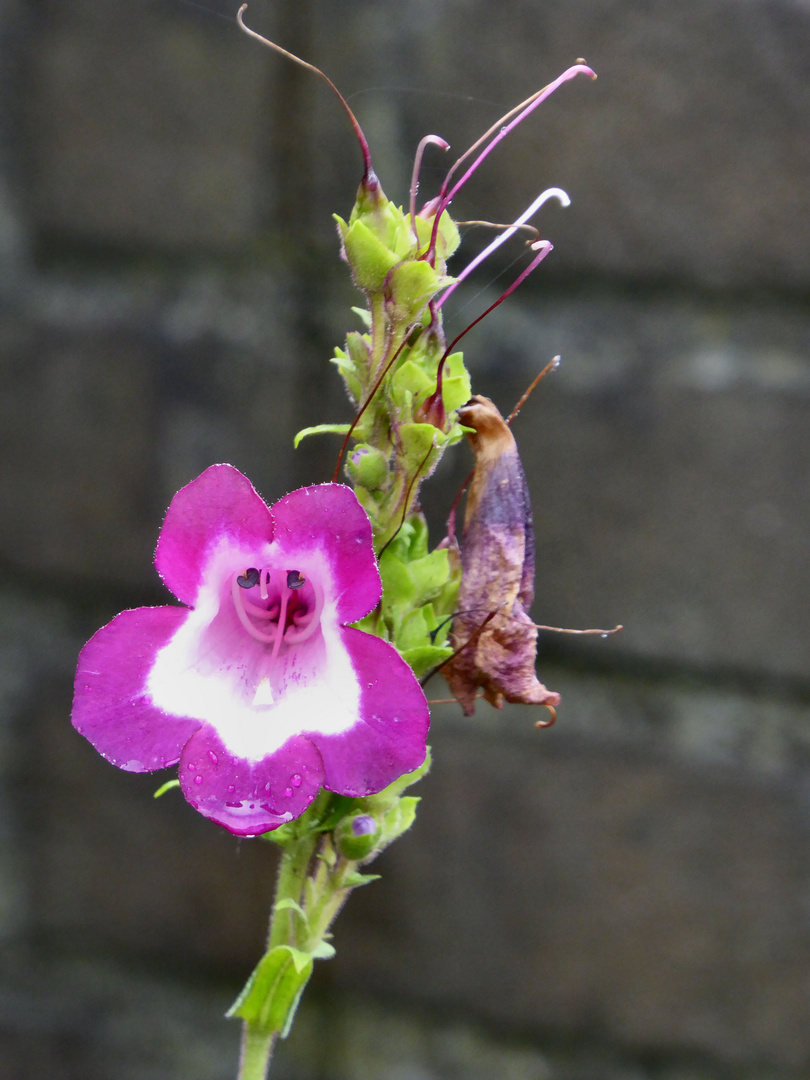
<box><xmin>398</xmin><ymin>422</ymin><xmax>440</xmax><ymax>473</ymax></box>
<box><xmin>274</xmin><ymin>898</ymin><xmax>308</xmax><ymax>922</ymax></box>
<box><xmin>378</xmin><ymin>549</ymin><xmax>415</xmax><ymax>607</ymax></box>
<box><xmin>342</xmin><ymin>871</ymin><xmax>382</xmax><ymax>888</ymax></box>
<box><xmin>310</xmin><ymin>940</ymin><xmax>336</xmax><ymax>960</ymax></box>
<box><xmin>351</xmin><ymin>306</ymin><xmax>372</xmax><ymax>328</ymax></box>
<box><xmin>386</xmin><ymin>259</ymin><xmax>440</xmax><ymax>322</ymax></box>
<box><xmin>227</xmin><ymin>946</ymin><xmax>314</xmax><ymax>1036</ymax></box>
<box><xmin>343</xmin><ymin>219</ymin><xmax>401</xmax><ymax>291</ymax></box>
<box><xmin>408</xmin><ymin>548</ymin><xmax>450</xmax><ymax>605</ymax></box>
<box><xmin>294</xmin><ymin>424</ymin><xmax>351</xmax><ymax>449</ymax></box>
<box><xmin>379</xmin><ymin>796</ymin><xmax>420</xmax><ymax>848</ymax></box>
<box><xmin>153</xmin><ymin>779</ymin><xmax>180</xmax><ymax>799</ymax></box>
<box><xmin>401</xmin><ymin>643</ymin><xmax>454</xmax><ymax>679</ymax></box>
<box><xmin>391</xmin><ymin>360</ymin><xmax>432</xmax><ymax>408</ymax></box>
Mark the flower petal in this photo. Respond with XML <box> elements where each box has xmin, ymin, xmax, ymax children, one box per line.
<box><xmin>270</xmin><ymin>484</ymin><xmax>380</xmax><ymax>623</ymax></box>
<box><xmin>178</xmin><ymin>727</ymin><xmax>324</xmax><ymax>836</ymax></box>
<box><xmin>73</xmin><ymin>607</ymin><xmax>201</xmax><ymax>771</ymax></box>
<box><xmin>312</xmin><ymin>628</ymin><xmax>430</xmax><ymax>795</ymax></box>
<box><xmin>155</xmin><ymin>464</ymin><xmax>275</xmax><ymax>606</ymax></box>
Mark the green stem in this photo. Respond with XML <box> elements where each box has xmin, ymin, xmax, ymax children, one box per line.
<box><xmin>236</xmin><ymin>793</ymin><xmax>332</xmax><ymax>1079</ymax></box>
<box><xmin>238</xmin><ymin>1024</ymin><xmax>277</xmax><ymax>1080</ymax></box>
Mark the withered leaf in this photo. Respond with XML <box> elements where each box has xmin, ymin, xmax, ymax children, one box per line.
<box><xmin>443</xmin><ymin>395</ymin><xmax>560</xmax><ymax>716</ymax></box>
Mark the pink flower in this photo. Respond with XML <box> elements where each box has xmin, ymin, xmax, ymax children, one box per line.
<box><xmin>72</xmin><ymin>464</ymin><xmax>429</xmax><ymax>837</ymax></box>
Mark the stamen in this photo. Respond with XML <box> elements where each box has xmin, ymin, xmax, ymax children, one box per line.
<box><xmin>436</xmin><ymin>187</ymin><xmax>569</xmax><ymax>308</ymax></box>
<box><xmin>231</xmin><ymin>573</ymin><xmax>281</xmax><ymax>644</ymax></box>
<box><xmin>283</xmin><ymin>576</ymin><xmax>325</xmax><ymax>644</ymax></box>
<box><xmin>236</xmin><ymin>567</ymin><xmax>260</xmax><ymax>589</ymax></box>
<box><xmin>232</xmin><ymin>568</ymin><xmax>324</xmax><ymax>649</ymax></box>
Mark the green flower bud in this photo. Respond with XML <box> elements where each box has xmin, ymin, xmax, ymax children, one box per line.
<box><xmin>346</xmin><ymin>444</ymin><xmax>390</xmax><ymax>490</ymax></box>
<box><xmin>335</xmin><ymin>812</ymin><xmax>381</xmax><ymax>860</ymax></box>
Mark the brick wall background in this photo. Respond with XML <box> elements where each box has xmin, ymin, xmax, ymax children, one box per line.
<box><xmin>2</xmin><ymin>1</ymin><xmax>810</xmax><ymax>1077</ymax></box>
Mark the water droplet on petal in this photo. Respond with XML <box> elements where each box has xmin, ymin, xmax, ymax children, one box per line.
<box><xmin>208</xmin><ymin>750</ymin><xmax>218</xmax><ymax>764</ymax></box>
<box><xmin>194</xmin><ymin>775</ymin><xmax>203</xmax><ymax>785</ymax></box>
<box><xmin>291</xmin><ymin>774</ymin><xmax>302</xmax><ymax>788</ymax></box>
<box><xmin>187</xmin><ymin>763</ymin><xmax>196</xmax><ymax>770</ymax></box>
<box><xmin>265</xmin><ymin>782</ymin><xmax>272</xmax><ymax>794</ymax></box>
<box><xmin>227</xmin><ymin>784</ymin><xmax>235</xmax><ymax>793</ymax></box>
<box><xmin>284</xmin><ymin>787</ymin><xmax>293</xmax><ymax>797</ymax></box>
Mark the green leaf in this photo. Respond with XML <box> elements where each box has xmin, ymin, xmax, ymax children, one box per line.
<box><xmin>397</xmin><ymin>422</ymin><xmax>440</xmax><ymax>473</ymax></box>
<box><xmin>274</xmin><ymin>898</ymin><xmax>308</xmax><ymax>923</ymax></box>
<box><xmin>391</xmin><ymin>360</ymin><xmax>432</xmax><ymax>408</ymax></box>
<box><xmin>397</xmin><ymin>608</ymin><xmax>431</xmax><ymax>651</ymax></box>
<box><xmin>342</xmin><ymin>871</ymin><xmax>382</xmax><ymax>888</ymax></box>
<box><xmin>378</xmin><ymin>549</ymin><xmax>416</xmax><ymax>608</ymax></box>
<box><xmin>401</xmin><ymin>643</ymin><xmax>454</xmax><ymax>679</ymax></box>
<box><xmin>227</xmin><ymin>946</ymin><xmax>314</xmax><ymax>1036</ymax></box>
<box><xmin>386</xmin><ymin>259</ymin><xmax>440</xmax><ymax>323</ymax></box>
<box><xmin>408</xmin><ymin>548</ymin><xmax>451</xmax><ymax>605</ymax></box>
<box><xmin>380</xmin><ymin>795</ymin><xmax>420</xmax><ymax>847</ymax></box>
<box><xmin>351</xmin><ymin>306</ymin><xmax>372</xmax><ymax>328</ymax></box>
<box><xmin>310</xmin><ymin>940</ymin><xmax>336</xmax><ymax>960</ymax></box>
<box><xmin>294</xmin><ymin>424</ymin><xmax>351</xmax><ymax>449</ymax></box>
<box><xmin>342</xmin><ymin>219</ymin><xmax>401</xmax><ymax>291</ymax></box>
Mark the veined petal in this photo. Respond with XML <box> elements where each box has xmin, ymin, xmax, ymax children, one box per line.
<box><xmin>155</xmin><ymin>464</ymin><xmax>275</xmax><ymax>606</ymax></box>
<box><xmin>179</xmin><ymin>727</ymin><xmax>323</xmax><ymax>836</ymax></box>
<box><xmin>269</xmin><ymin>484</ymin><xmax>381</xmax><ymax>623</ymax></box>
<box><xmin>313</xmin><ymin>628</ymin><xmax>430</xmax><ymax>794</ymax></box>
<box><xmin>73</xmin><ymin>607</ymin><xmax>201</xmax><ymax>771</ymax></box>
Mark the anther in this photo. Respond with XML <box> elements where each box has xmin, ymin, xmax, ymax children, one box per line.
<box><xmin>236</xmin><ymin>567</ymin><xmax>260</xmax><ymax>589</ymax></box>
<box><xmin>287</xmin><ymin>570</ymin><xmax>306</xmax><ymax>590</ymax></box>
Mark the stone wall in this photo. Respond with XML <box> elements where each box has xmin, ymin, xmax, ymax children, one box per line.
<box><xmin>2</xmin><ymin>0</ymin><xmax>810</xmax><ymax>1077</ymax></box>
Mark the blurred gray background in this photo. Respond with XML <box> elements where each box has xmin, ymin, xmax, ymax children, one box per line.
<box><xmin>1</xmin><ymin>0</ymin><xmax>810</xmax><ymax>1077</ymax></box>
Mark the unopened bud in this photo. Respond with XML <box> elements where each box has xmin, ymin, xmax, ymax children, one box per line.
<box><xmin>346</xmin><ymin>444</ymin><xmax>390</xmax><ymax>490</ymax></box>
<box><xmin>335</xmin><ymin>812</ymin><xmax>381</xmax><ymax>860</ymax></box>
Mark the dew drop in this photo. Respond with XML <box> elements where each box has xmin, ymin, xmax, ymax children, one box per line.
<box><xmin>600</xmin><ymin>632</ymin><xmax>609</xmax><ymax>639</ymax></box>
<box><xmin>207</xmin><ymin>750</ymin><xmax>218</xmax><ymax>765</ymax></box>
<box><xmin>227</xmin><ymin>784</ymin><xmax>235</xmax><ymax>793</ymax></box>
<box><xmin>194</xmin><ymin>775</ymin><xmax>203</xmax><ymax>785</ymax></box>
<box><xmin>291</xmin><ymin>774</ymin><xmax>302</xmax><ymax>788</ymax></box>
<box><xmin>284</xmin><ymin>787</ymin><xmax>293</xmax><ymax>798</ymax></box>
<box><xmin>187</xmin><ymin>762</ymin><xmax>196</xmax><ymax>770</ymax></box>
<box><xmin>265</xmin><ymin>782</ymin><xmax>272</xmax><ymax>794</ymax></box>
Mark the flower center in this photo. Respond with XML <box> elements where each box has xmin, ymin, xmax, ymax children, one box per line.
<box><xmin>231</xmin><ymin>566</ymin><xmax>324</xmax><ymax>661</ymax></box>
